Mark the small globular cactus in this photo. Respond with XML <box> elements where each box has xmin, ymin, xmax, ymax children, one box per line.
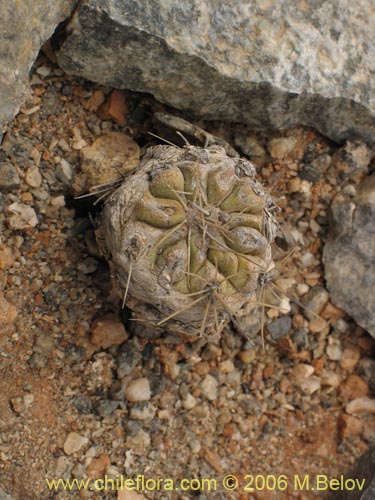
<box><xmin>97</xmin><ymin>144</ymin><xmax>278</xmax><ymax>339</ymax></box>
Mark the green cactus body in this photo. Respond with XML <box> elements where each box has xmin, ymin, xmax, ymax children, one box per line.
<box><xmin>99</xmin><ymin>144</ymin><xmax>277</xmax><ymax>338</ymax></box>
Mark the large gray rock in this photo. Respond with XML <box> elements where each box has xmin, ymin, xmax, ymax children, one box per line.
<box><xmin>323</xmin><ymin>174</ymin><xmax>375</xmax><ymax>337</ymax></box>
<box><xmin>0</xmin><ymin>0</ymin><xmax>76</xmax><ymax>132</ymax></box>
<box><xmin>57</xmin><ymin>0</ymin><xmax>375</xmax><ymax>145</ymax></box>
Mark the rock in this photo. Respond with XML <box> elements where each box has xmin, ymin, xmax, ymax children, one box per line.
<box><xmin>0</xmin><ymin>245</ymin><xmax>14</xmax><ymax>270</ymax></box>
<box><xmin>76</xmin><ymin>132</ymin><xmax>139</xmax><ymax>194</ymax></box>
<box><xmin>308</xmin><ymin>317</ymin><xmax>329</xmax><ymax>333</ymax></box>
<box><xmin>340</xmin><ymin>346</ymin><xmax>361</xmax><ymax>371</ymax></box>
<box><xmin>219</xmin><ymin>359</ymin><xmax>234</xmax><ymax>374</ymax></box>
<box><xmin>96</xmin><ymin>399</ymin><xmax>119</xmax><ymax>417</ymax></box>
<box><xmin>56</xmin><ymin>158</ymin><xmax>73</xmax><ymax>185</ymax></box>
<box><xmin>326</xmin><ymin>337</ymin><xmax>343</xmax><ymax>361</ymax></box>
<box><xmin>321</xmin><ymin>370</ymin><xmax>341</xmax><ymax>388</ymax></box>
<box><xmin>300</xmin><ymin>375</ymin><xmax>321</xmax><ymax>395</ymax></box>
<box><xmin>25</xmin><ymin>167</ymin><xmax>42</xmax><ymax>188</ymax></box>
<box><xmin>268</xmin><ymin>137</ymin><xmax>298</xmax><ymax>159</ymax></box>
<box><xmin>57</xmin><ymin>0</ymin><xmax>375</xmax><ymax>146</ymax></box>
<box><xmin>267</xmin><ymin>316</ymin><xmax>292</xmax><ymax>340</ymax></box>
<box><xmin>301</xmin><ymin>286</ymin><xmax>329</xmax><ymax>320</ymax></box>
<box><xmin>340</xmin><ymin>375</ymin><xmax>369</xmax><ymax>401</ymax></box>
<box><xmin>7</xmin><ymin>202</ymin><xmax>38</xmax><ymax>229</ymax></box>
<box><xmin>299</xmin><ymin>154</ymin><xmax>331</xmax><ymax>183</ymax></box>
<box><xmin>0</xmin><ymin>162</ymin><xmax>20</xmax><ymax>189</ymax></box>
<box><xmin>84</xmin><ymin>89</ymin><xmax>105</xmax><ymax>112</ymax></box>
<box><xmin>98</xmin><ymin>90</ymin><xmax>128</xmax><ymax>126</ymax></box>
<box><xmin>346</xmin><ymin>397</ymin><xmax>375</xmax><ymax>415</ymax></box>
<box><xmin>63</xmin><ymin>432</ymin><xmax>89</xmax><ymax>455</ymax></box>
<box><xmin>323</xmin><ymin>175</ymin><xmax>375</xmax><ymax>337</ymax></box>
<box><xmin>331</xmin><ymin>140</ymin><xmax>373</xmax><ymax>181</ymax></box>
<box><xmin>124</xmin><ymin>378</ymin><xmax>151</xmax><ymax>402</ymax></box>
<box><xmin>0</xmin><ymin>0</ymin><xmax>76</xmax><ymax>132</ymax></box>
<box><xmin>129</xmin><ymin>402</ymin><xmax>156</xmax><ymax>421</ymax></box>
<box><xmin>117</xmin><ymin>342</ymin><xmax>141</xmax><ymax>378</ymax></box>
<box><xmin>200</xmin><ymin>374</ymin><xmax>218</xmax><ymax>401</ymax></box>
<box><xmin>10</xmin><ymin>397</ymin><xmax>26</xmax><ymax>415</ymax></box>
<box><xmin>90</xmin><ymin>313</ymin><xmax>128</xmax><ymax>349</ymax></box>
<box><xmin>87</xmin><ymin>454</ymin><xmax>110</xmax><ymax>479</ymax></box>
<box><xmin>238</xmin><ymin>350</ymin><xmax>256</xmax><ymax>364</ymax></box>
<box><xmin>292</xmin><ymin>363</ymin><xmax>315</xmax><ymax>383</ymax></box>
<box><xmin>51</xmin><ymin>195</ymin><xmax>65</xmax><ymax>208</ymax></box>
<box><xmin>182</xmin><ymin>393</ymin><xmax>197</xmax><ymax>410</ymax></box>
<box><xmin>338</xmin><ymin>414</ymin><xmax>363</xmax><ymax>441</ymax></box>
<box><xmin>300</xmin><ymin>252</ymin><xmax>316</xmax><ymax>267</ymax></box>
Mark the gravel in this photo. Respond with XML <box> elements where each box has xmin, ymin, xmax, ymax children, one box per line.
<box><xmin>0</xmin><ymin>55</ymin><xmax>374</xmax><ymax>500</ymax></box>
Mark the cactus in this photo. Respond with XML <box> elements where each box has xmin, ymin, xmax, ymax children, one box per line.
<box><xmin>97</xmin><ymin>144</ymin><xmax>278</xmax><ymax>339</ymax></box>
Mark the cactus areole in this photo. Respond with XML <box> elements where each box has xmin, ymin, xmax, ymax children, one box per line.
<box><xmin>98</xmin><ymin>144</ymin><xmax>278</xmax><ymax>339</ymax></box>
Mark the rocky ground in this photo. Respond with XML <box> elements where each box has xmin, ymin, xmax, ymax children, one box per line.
<box><xmin>0</xmin><ymin>53</ymin><xmax>374</xmax><ymax>500</ymax></box>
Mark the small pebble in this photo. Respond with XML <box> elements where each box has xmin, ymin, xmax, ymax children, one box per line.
<box><xmin>238</xmin><ymin>350</ymin><xmax>256</xmax><ymax>364</ymax></box>
<box><xmin>300</xmin><ymin>252</ymin><xmax>315</xmax><ymax>267</ymax></box>
<box><xmin>0</xmin><ymin>162</ymin><xmax>20</xmax><ymax>189</ymax></box>
<box><xmin>339</xmin><ymin>347</ymin><xmax>361</xmax><ymax>371</ymax></box>
<box><xmin>267</xmin><ymin>316</ymin><xmax>292</xmax><ymax>340</ymax></box>
<box><xmin>308</xmin><ymin>317</ymin><xmax>329</xmax><ymax>333</ymax></box>
<box><xmin>338</xmin><ymin>414</ymin><xmax>363</xmax><ymax>440</ymax></box>
<box><xmin>332</xmin><ymin>140</ymin><xmax>372</xmax><ymax>180</ymax></box>
<box><xmin>339</xmin><ymin>375</ymin><xmax>369</xmax><ymax>401</ymax></box>
<box><xmin>268</xmin><ymin>137</ymin><xmax>298</xmax><ymax>159</ymax></box>
<box><xmin>296</xmin><ymin>284</ymin><xmax>309</xmax><ymax>296</ymax></box>
<box><xmin>321</xmin><ymin>370</ymin><xmax>341</xmax><ymax>388</ymax></box>
<box><xmin>200</xmin><ymin>374</ymin><xmax>219</xmax><ymax>401</ymax></box>
<box><xmin>219</xmin><ymin>359</ymin><xmax>234</xmax><ymax>373</ymax></box>
<box><xmin>301</xmin><ymin>286</ymin><xmax>329</xmax><ymax>320</ymax></box>
<box><xmin>182</xmin><ymin>393</ymin><xmax>197</xmax><ymax>410</ymax></box>
<box><xmin>326</xmin><ymin>338</ymin><xmax>342</xmax><ymax>361</ymax></box>
<box><xmin>300</xmin><ymin>376</ymin><xmax>321</xmax><ymax>395</ymax></box>
<box><xmin>117</xmin><ymin>343</ymin><xmax>141</xmax><ymax>378</ymax></box>
<box><xmin>56</xmin><ymin>159</ymin><xmax>73</xmax><ymax>184</ymax></box>
<box><xmin>0</xmin><ymin>245</ymin><xmax>14</xmax><ymax>270</ymax></box>
<box><xmin>129</xmin><ymin>402</ymin><xmax>156</xmax><ymax>421</ymax></box>
<box><xmin>36</xmin><ymin>65</ymin><xmax>51</xmax><ymax>77</ymax></box>
<box><xmin>7</xmin><ymin>202</ymin><xmax>38</xmax><ymax>229</ymax></box>
<box><xmin>63</xmin><ymin>432</ymin><xmax>89</xmax><ymax>455</ymax></box>
<box><xmin>51</xmin><ymin>195</ymin><xmax>65</xmax><ymax>208</ymax></box>
<box><xmin>87</xmin><ymin>454</ymin><xmax>110</xmax><ymax>479</ymax></box>
<box><xmin>25</xmin><ymin>167</ymin><xmax>42</xmax><ymax>188</ymax></box>
<box><xmin>292</xmin><ymin>363</ymin><xmax>315</xmax><ymax>383</ymax></box>
<box><xmin>288</xmin><ymin>177</ymin><xmax>301</xmax><ymax>193</ymax></box>
<box><xmin>346</xmin><ymin>397</ymin><xmax>375</xmax><ymax>415</ymax></box>
<box><xmin>96</xmin><ymin>400</ymin><xmax>119</xmax><ymax>417</ymax></box>
<box><xmin>124</xmin><ymin>378</ymin><xmax>151</xmax><ymax>402</ymax></box>
<box><xmin>90</xmin><ymin>314</ymin><xmax>128</xmax><ymax>349</ymax></box>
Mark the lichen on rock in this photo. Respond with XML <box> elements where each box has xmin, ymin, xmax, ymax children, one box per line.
<box><xmin>97</xmin><ymin>144</ymin><xmax>278</xmax><ymax>339</ymax></box>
